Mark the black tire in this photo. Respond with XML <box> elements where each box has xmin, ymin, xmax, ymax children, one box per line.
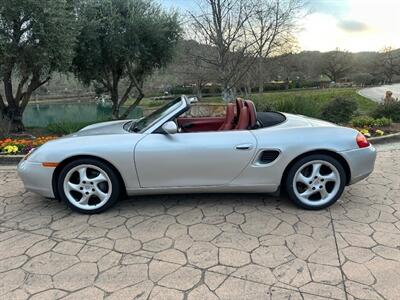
<box><xmin>58</xmin><ymin>158</ymin><xmax>121</xmax><ymax>214</ymax></box>
<box><xmin>285</xmin><ymin>154</ymin><xmax>346</xmax><ymax>210</ymax></box>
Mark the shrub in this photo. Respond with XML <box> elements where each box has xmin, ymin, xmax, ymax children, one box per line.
<box><xmin>46</xmin><ymin>121</ymin><xmax>96</xmax><ymax>135</ymax></box>
<box><xmin>252</xmin><ymin>99</ymin><xmax>275</xmax><ymax>112</ymax></box>
<box><xmin>350</xmin><ymin>116</ymin><xmax>375</xmax><ymax>127</ymax></box>
<box><xmin>273</xmin><ymin>96</ymin><xmax>321</xmax><ymax>118</ymax></box>
<box><xmin>374</xmin><ymin>117</ymin><xmax>392</xmax><ymax>127</ymax></box>
<box><xmin>253</xmin><ymin>96</ymin><xmax>321</xmax><ymax>118</ymax></box>
<box><xmin>372</xmin><ymin>102</ymin><xmax>400</xmax><ymax>122</ymax></box>
<box><xmin>321</xmin><ymin>97</ymin><xmax>358</xmax><ymax>124</ymax></box>
<box><xmin>350</xmin><ymin>116</ymin><xmax>392</xmax><ymax>127</ymax></box>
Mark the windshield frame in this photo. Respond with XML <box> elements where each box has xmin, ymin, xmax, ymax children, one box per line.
<box><xmin>131</xmin><ymin>95</ymin><xmax>189</xmax><ymax>134</ymax></box>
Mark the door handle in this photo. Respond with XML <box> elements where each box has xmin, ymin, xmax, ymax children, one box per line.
<box><xmin>235</xmin><ymin>144</ymin><xmax>253</xmax><ymax>150</ymax></box>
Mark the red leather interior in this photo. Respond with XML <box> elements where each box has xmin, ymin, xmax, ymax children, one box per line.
<box><xmin>235</xmin><ymin>106</ymin><xmax>249</xmax><ymax>130</ymax></box>
<box><xmin>236</xmin><ymin>98</ymin><xmax>244</xmax><ymax>120</ymax></box>
<box><xmin>219</xmin><ymin>103</ymin><xmax>235</xmax><ymax>130</ymax></box>
<box><xmin>177</xmin><ymin>117</ymin><xmax>225</xmax><ymax>132</ymax></box>
<box><xmin>245</xmin><ymin>100</ymin><xmax>257</xmax><ymax>129</ymax></box>
<box><xmin>177</xmin><ymin>98</ymin><xmax>254</xmax><ymax>132</ymax></box>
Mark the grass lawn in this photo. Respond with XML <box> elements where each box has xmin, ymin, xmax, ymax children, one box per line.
<box><xmin>129</xmin><ymin>88</ymin><xmax>377</xmax><ymax>118</ymax></box>
<box><xmin>253</xmin><ymin>88</ymin><xmax>376</xmax><ymax>115</ymax></box>
<box><xmin>202</xmin><ymin>88</ymin><xmax>377</xmax><ymax>114</ymax></box>
<box><xmin>204</xmin><ymin>88</ymin><xmax>377</xmax><ymax>116</ymax></box>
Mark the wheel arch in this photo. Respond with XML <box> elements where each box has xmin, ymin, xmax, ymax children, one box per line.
<box><xmin>280</xmin><ymin>149</ymin><xmax>351</xmax><ymax>192</ymax></box>
<box><xmin>52</xmin><ymin>155</ymin><xmax>127</xmax><ymax>200</ymax></box>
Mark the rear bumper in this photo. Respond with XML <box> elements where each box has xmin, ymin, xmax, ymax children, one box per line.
<box><xmin>17</xmin><ymin>160</ymin><xmax>55</xmax><ymax>198</ymax></box>
<box><xmin>339</xmin><ymin>145</ymin><xmax>377</xmax><ymax>185</ymax></box>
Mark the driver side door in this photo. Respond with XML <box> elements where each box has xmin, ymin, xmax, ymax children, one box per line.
<box><xmin>134</xmin><ymin>130</ymin><xmax>257</xmax><ymax>188</ymax></box>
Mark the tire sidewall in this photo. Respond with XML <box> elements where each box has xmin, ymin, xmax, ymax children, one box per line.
<box><xmin>285</xmin><ymin>154</ymin><xmax>346</xmax><ymax>210</ymax></box>
<box><xmin>58</xmin><ymin>158</ymin><xmax>121</xmax><ymax>214</ymax></box>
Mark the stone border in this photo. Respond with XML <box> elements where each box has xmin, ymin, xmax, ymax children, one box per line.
<box><xmin>369</xmin><ymin>131</ymin><xmax>400</xmax><ymax>145</ymax></box>
<box><xmin>0</xmin><ymin>155</ymin><xmax>24</xmax><ymax>165</ymax></box>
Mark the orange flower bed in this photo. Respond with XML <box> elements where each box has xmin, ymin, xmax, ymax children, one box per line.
<box><xmin>0</xmin><ymin>136</ymin><xmax>58</xmax><ymax>155</ymax></box>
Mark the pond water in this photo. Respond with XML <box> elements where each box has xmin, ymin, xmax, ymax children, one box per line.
<box><xmin>23</xmin><ymin>101</ymin><xmax>143</xmax><ymax>127</ymax></box>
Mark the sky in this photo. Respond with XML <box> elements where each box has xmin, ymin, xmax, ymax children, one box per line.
<box><xmin>161</xmin><ymin>0</ymin><xmax>400</xmax><ymax>53</ymax></box>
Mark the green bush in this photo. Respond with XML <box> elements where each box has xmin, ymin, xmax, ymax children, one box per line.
<box><xmin>350</xmin><ymin>116</ymin><xmax>375</xmax><ymax>127</ymax></box>
<box><xmin>273</xmin><ymin>96</ymin><xmax>321</xmax><ymax>118</ymax></box>
<box><xmin>350</xmin><ymin>116</ymin><xmax>392</xmax><ymax>127</ymax></box>
<box><xmin>374</xmin><ymin>117</ymin><xmax>392</xmax><ymax>127</ymax></box>
<box><xmin>47</xmin><ymin>121</ymin><xmax>98</xmax><ymax>135</ymax></box>
<box><xmin>372</xmin><ymin>102</ymin><xmax>400</xmax><ymax>122</ymax></box>
<box><xmin>252</xmin><ymin>99</ymin><xmax>275</xmax><ymax>112</ymax></box>
<box><xmin>320</xmin><ymin>97</ymin><xmax>358</xmax><ymax>124</ymax></box>
<box><xmin>253</xmin><ymin>96</ymin><xmax>321</xmax><ymax>118</ymax></box>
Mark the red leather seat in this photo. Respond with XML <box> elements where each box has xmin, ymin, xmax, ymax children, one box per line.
<box><xmin>235</xmin><ymin>106</ymin><xmax>249</xmax><ymax>130</ymax></box>
<box><xmin>244</xmin><ymin>100</ymin><xmax>257</xmax><ymax>129</ymax></box>
<box><xmin>219</xmin><ymin>103</ymin><xmax>235</xmax><ymax>130</ymax></box>
<box><xmin>236</xmin><ymin>98</ymin><xmax>244</xmax><ymax>120</ymax></box>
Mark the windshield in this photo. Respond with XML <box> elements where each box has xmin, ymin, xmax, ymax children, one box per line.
<box><xmin>130</xmin><ymin>97</ymin><xmax>183</xmax><ymax>132</ymax></box>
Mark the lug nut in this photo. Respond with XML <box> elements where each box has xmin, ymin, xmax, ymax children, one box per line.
<box><xmin>85</xmin><ymin>192</ymin><xmax>89</xmax><ymax>195</ymax></box>
<box><xmin>92</xmin><ymin>189</ymin><xmax>95</xmax><ymax>192</ymax></box>
<box><xmin>80</xmin><ymin>187</ymin><xmax>83</xmax><ymax>190</ymax></box>
<box><xmin>312</xmin><ymin>187</ymin><xmax>316</xmax><ymax>190</ymax></box>
<box><xmin>82</xmin><ymin>181</ymin><xmax>86</xmax><ymax>184</ymax></box>
<box><xmin>319</xmin><ymin>185</ymin><xmax>323</xmax><ymax>189</ymax></box>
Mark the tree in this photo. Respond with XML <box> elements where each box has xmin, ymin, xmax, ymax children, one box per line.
<box><xmin>320</xmin><ymin>49</ymin><xmax>353</xmax><ymax>82</ymax></box>
<box><xmin>249</xmin><ymin>0</ymin><xmax>302</xmax><ymax>93</ymax></box>
<box><xmin>72</xmin><ymin>0</ymin><xmax>181</xmax><ymax>119</ymax></box>
<box><xmin>376</xmin><ymin>46</ymin><xmax>400</xmax><ymax>84</ymax></box>
<box><xmin>189</xmin><ymin>0</ymin><xmax>302</xmax><ymax>101</ymax></box>
<box><xmin>0</xmin><ymin>0</ymin><xmax>76</xmax><ymax>133</ymax></box>
<box><xmin>174</xmin><ymin>40</ymin><xmax>218</xmax><ymax>99</ymax></box>
<box><xmin>189</xmin><ymin>0</ymin><xmax>255</xmax><ymax>101</ymax></box>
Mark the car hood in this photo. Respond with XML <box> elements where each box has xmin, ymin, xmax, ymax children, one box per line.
<box><xmin>71</xmin><ymin>120</ymin><xmax>132</xmax><ymax>137</ymax></box>
<box><xmin>280</xmin><ymin>113</ymin><xmax>337</xmax><ymax>129</ymax></box>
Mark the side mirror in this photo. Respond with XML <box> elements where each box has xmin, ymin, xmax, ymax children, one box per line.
<box><xmin>162</xmin><ymin>121</ymin><xmax>178</xmax><ymax>134</ymax></box>
<box><xmin>188</xmin><ymin>96</ymin><xmax>198</xmax><ymax>103</ymax></box>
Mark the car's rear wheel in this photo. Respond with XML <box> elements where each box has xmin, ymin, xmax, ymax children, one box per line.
<box><xmin>58</xmin><ymin>158</ymin><xmax>121</xmax><ymax>214</ymax></box>
<box><xmin>285</xmin><ymin>154</ymin><xmax>346</xmax><ymax>210</ymax></box>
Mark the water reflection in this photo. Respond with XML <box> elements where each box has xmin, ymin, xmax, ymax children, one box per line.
<box><xmin>23</xmin><ymin>102</ymin><xmax>143</xmax><ymax>127</ymax></box>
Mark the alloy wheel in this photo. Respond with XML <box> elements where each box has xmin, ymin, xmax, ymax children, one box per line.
<box><xmin>292</xmin><ymin>160</ymin><xmax>341</xmax><ymax>207</ymax></box>
<box><xmin>63</xmin><ymin>164</ymin><xmax>112</xmax><ymax>210</ymax></box>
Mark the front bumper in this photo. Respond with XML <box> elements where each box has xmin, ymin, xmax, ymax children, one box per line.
<box><xmin>17</xmin><ymin>160</ymin><xmax>55</xmax><ymax>198</ymax></box>
<box><xmin>340</xmin><ymin>145</ymin><xmax>377</xmax><ymax>185</ymax></box>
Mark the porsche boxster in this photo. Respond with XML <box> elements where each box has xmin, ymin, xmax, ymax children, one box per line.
<box><xmin>18</xmin><ymin>95</ymin><xmax>376</xmax><ymax>213</ymax></box>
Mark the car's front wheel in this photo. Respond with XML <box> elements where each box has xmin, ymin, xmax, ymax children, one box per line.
<box><xmin>285</xmin><ymin>154</ymin><xmax>346</xmax><ymax>210</ymax></box>
<box><xmin>58</xmin><ymin>158</ymin><xmax>121</xmax><ymax>214</ymax></box>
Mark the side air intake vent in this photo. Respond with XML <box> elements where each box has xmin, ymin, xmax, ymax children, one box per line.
<box><xmin>259</xmin><ymin>150</ymin><xmax>280</xmax><ymax>164</ymax></box>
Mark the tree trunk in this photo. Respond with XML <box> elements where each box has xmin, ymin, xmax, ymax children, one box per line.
<box><xmin>222</xmin><ymin>83</ymin><xmax>235</xmax><ymax>102</ymax></box>
<box><xmin>195</xmin><ymin>80</ymin><xmax>203</xmax><ymax>100</ymax></box>
<box><xmin>258</xmin><ymin>59</ymin><xmax>264</xmax><ymax>94</ymax></box>
<box><xmin>0</xmin><ymin>108</ymin><xmax>25</xmax><ymax>134</ymax></box>
<box><xmin>120</xmin><ymin>93</ymin><xmax>144</xmax><ymax>119</ymax></box>
<box><xmin>9</xmin><ymin>115</ymin><xmax>24</xmax><ymax>132</ymax></box>
<box><xmin>110</xmin><ymin>89</ymin><xmax>120</xmax><ymax>120</ymax></box>
<box><xmin>0</xmin><ymin>112</ymin><xmax>8</xmax><ymax>135</ymax></box>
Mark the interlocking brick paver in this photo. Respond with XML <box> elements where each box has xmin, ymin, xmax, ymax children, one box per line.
<box><xmin>0</xmin><ymin>147</ymin><xmax>400</xmax><ymax>299</ymax></box>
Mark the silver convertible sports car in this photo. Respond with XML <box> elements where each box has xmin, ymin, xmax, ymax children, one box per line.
<box><xmin>18</xmin><ymin>96</ymin><xmax>376</xmax><ymax>213</ymax></box>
